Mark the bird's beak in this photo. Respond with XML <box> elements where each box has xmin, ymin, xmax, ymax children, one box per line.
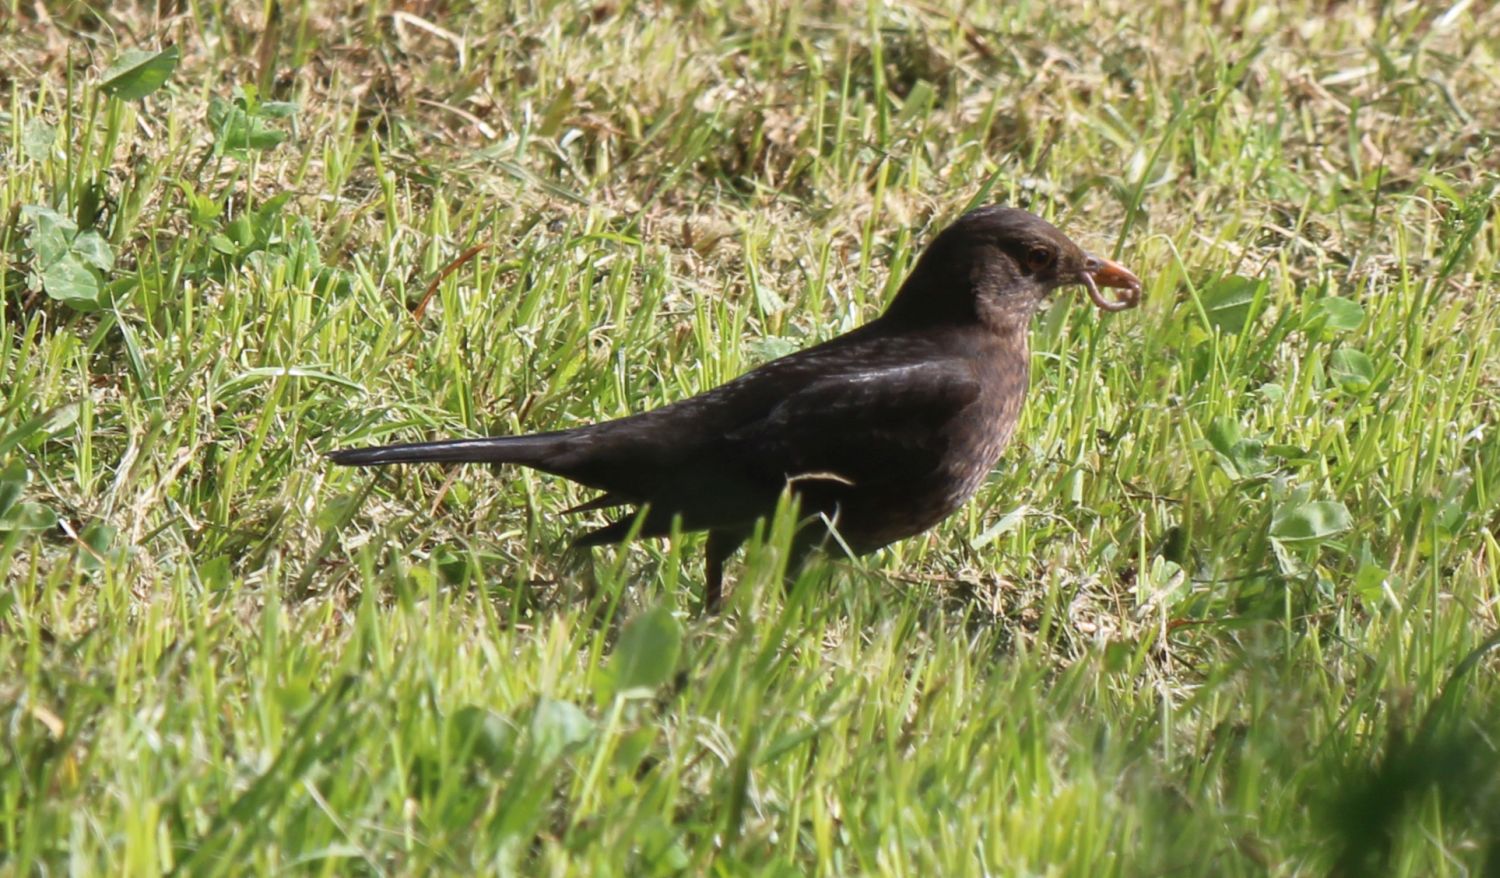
<box><xmin>1080</xmin><ymin>254</ymin><xmax>1143</xmax><ymax>312</ymax></box>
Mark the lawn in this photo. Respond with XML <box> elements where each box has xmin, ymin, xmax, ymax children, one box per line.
<box><xmin>3</xmin><ymin>1</ymin><xmax>1499</xmax><ymax>874</ymax></box>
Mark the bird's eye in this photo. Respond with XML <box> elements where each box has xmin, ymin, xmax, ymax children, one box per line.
<box><xmin>1024</xmin><ymin>246</ymin><xmax>1054</xmax><ymax>273</ymax></box>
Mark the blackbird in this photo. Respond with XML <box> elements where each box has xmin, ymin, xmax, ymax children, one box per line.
<box><xmin>328</xmin><ymin>206</ymin><xmax>1141</xmax><ymax>610</ymax></box>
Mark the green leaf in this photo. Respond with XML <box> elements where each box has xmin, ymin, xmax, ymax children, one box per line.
<box><xmin>250</xmin><ymin>192</ymin><xmax>294</xmax><ymax>244</ymax></box>
<box><xmin>0</xmin><ymin>460</ymin><xmax>26</xmax><ymax>518</ymax></box>
<box><xmin>753</xmin><ymin>281</ymin><xmax>788</xmax><ymax>315</ymax></box>
<box><xmin>228</xmin><ymin>212</ymin><xmax>255</xmax><ymax>247</ymax></box>
<box><xmin>72</xmin><ymin>230</ymin><xmax>115</xmax><ymax>272</ymax></box>
<box><xmin>208</xmin><ymin>95</ymin><xmax>291</xmax><ymax>154</ymax></box>
<box><xmin>178</xmin><ymin>180</ymin><xmax>224</xmax><ymax>227</ymax></box>
<box><xmin>38</xmin><ymin>401</ymin><xmax>80</xmax><ymax>439</ymax></box>
<box><xmin>447</xmin><ymin>705</ymin><xmax>516</xmax><ymax>772</ymax></box>
<box><xmin>22</xmin><ymin>204</ymin><xmax>78</xmax><ymax>267</ymax></box>
<box><xmin>602</xmin><ymin>604</ymin><xmax>683</xmax><ymax>699</ymax></box>
<box><xmin>259</xmin><ymin>101</ymin><xmax>300</xmax><ymax>119</ymax></box>
<box><xmin>1270</xmin><ymin>499</ymin><xmax>1352</xmax><ymax>543</ymax></box>
<box><xmin>1266</xmin><ymin>444</ymin><xmax>1317</xmax><ymax>467</ymax></box>
<box><xmin>42</xmin><ymin>254</ymin><xmax>102</xmax><ymax>305</ymax></box>
<box><xmin>208</xmin><ymin>233</ymin><xmax>238</xmax><ymax>255</ymax></box>
<box><xmin>76</xmin><ymin>177</ymin><xmax>107</xmax><ymax>230</ymax></box>
<box><xmin>1270</xmin><ymin>537</ymin><xmax>1310</xmax><ymax>576</ymax></box>
<box><xmin>528</xmin><ymin>698</ymin><xmax>593</xmax><ymax>764</ymax></box>
<box><xmin>1353</xmin><ymin>544</ymin><xmax>1391</xmax><ymax>604</ymax></box>
<box><xmin>748</xmin><ymin>337</ymin><xmax>801</xmax><ymax>363</ymax></box>
<box><xmin>1205</xmin><ymin>416</ymin><xmax>1241</xmax><ymax>456</ymax></box>
<box><xmin>896</xmin><ymin>79</ymin><xmax>936</xmax><ymax>125</ymax></box>
<box><xmin>215</xmin><ymin>366</ymin><xmax>365</xmax><ymax>397</ymax></box>
<box><xmin>1205</xmin><ymin>417</ymin><xmax>1268</xmax><ymax>480</ymax></box>
<box><xmin>1313</xmin><ymin>297</ymin><xmax>1365</xmax><ymax>331</ymax></box>
<box><xmin>0</xmin><ymin>501</ymin><xmax>59</xmax><ymax>532</ymax></box>
<box><xmin>22</xmin><ymin>119</ymin><xmax>56</xmax><ymax>162</ymax></box>
<box><xmin>199</xmin><ymin>555</ymin><xmax>233</xmax><ymax>590</ymax></box>
<box><xmin>100</xmin><ymin>46</ymin><xmax>180</xmax><ymax>100</ymax></box>
<box><xmin>0</xmin><ymin>403</ymin><xmax>80</xmax><ymax>458</ymax></box>
<box><xmin>79</xmin><ymin>523</ymin><xmax>119</xmax><ymax>572</ymax></box>
<box><xmin>1200</xmin><ymin>275</ymin><xmax>1262</xmax><ymax>334</ymax></box>
<box><xmin>1329</xmin><ymin>348</ymin><xmax>1375</xmax><ymax>391</ymax></box>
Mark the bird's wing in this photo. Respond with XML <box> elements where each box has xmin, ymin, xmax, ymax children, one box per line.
<box><xmin>567</xmin><ymin>353</ymin><xmax>985</xmax><ymax>541</ymax></box>
<box><xmin>536</xmin><ymin>331</ymin><xmax>989</xmax><ymax>538</ymax></box>
<box><xmin>723</xmin><ymin>355</ymin><xmax>983</xmax><ymax>492</ymax></box>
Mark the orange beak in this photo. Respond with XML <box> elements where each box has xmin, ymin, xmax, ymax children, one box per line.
<box><xmin>1080</xmin><ymin>254</ymin><xmax>1142</xmax><ymax>312</ymax></box>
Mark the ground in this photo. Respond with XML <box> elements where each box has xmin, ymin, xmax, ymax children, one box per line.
<box><xmin>3</xmin><ymin>1</ymin><xmax>1499</xmax><ymax>874</ymax></box>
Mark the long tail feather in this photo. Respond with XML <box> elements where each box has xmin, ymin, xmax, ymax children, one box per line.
<box><xmin>325</xmin><ymin>435</ymin><xmax>561</xmax><ymax>467</ymax></box>
<box><xmin>560</xmin><ymin>493</ymin><xmax>628</xmax><ymax>515</ymax></box>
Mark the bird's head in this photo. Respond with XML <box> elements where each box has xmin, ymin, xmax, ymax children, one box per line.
<box><xmin>884</xmin><ymin>206</ymin><xmax>1142</xmax><ymax>330</ymax></box>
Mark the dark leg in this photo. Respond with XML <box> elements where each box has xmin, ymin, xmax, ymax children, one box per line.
<box><xmin>703</xmin><ymin>530</ymin><xmax>745</xmax><ymax>614</ymax></box>
<box><xmin>782</xmin><ymin>507</ymin><xmax>861</xmax><ymax>599</ymax></box>
<box><xmin>783</xmin><ymin>528</ymin><xmax>826</xmax><ymax>597</ymax></box>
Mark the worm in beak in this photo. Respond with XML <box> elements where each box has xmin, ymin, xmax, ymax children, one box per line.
<box><xmin>1081</xmin><ymin>254</ymin><xmax>1143</xmax><ymax>312</ymax></box>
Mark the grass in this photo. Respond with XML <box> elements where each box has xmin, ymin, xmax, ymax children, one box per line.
<box><xmin>3</xmin><ymin>0</ymin><xmax>1500</xmax><ymax>874</ymax></box>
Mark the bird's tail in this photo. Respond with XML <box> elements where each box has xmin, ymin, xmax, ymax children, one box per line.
<box><xmin>326</xmin><ymin>434</ymin><xmax>564</xmax><ymax>468</ymax></box>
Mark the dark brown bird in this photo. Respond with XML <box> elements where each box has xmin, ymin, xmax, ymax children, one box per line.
<box><xmin>328</xmin><ymin>206</ymin><xmax>1141</xmax><ymax>610</ymax></box>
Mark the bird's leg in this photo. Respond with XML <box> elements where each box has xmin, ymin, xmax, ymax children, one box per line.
<box><xmin>705</xmin><ymin>547</ymin><xmax>724</xmax><ymax>613</ymax></box>
<box><xmin>780</xmin><ymin>520</ymin><xmax>839</xmax><ymax>600</ymax></box>
<box><xmin>703</xmin><ymin>530</ymin><xmax>744</xmax><ymax>613</ymax></box>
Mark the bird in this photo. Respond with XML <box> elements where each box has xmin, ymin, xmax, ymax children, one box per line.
<box><xmin>328</xmin><ymin>206</ymin><xmax>1141</xmax><ymax>611</ymax></box>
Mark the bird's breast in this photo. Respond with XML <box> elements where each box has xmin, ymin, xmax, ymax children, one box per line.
<box><xmin>840</xmin><ymin>348</ymin><xmax>1029</xmax><ymax>552</ymax></box>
